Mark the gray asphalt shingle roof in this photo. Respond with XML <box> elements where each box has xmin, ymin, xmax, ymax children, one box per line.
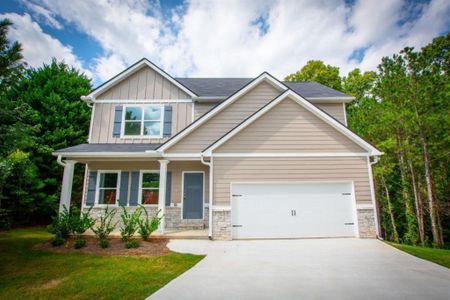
<box><xmin>175</xmin><ymin>78</ymin><xmax>350</xmax><ymax>98</ymax></box>
<box><xmin>54</xmin><ymin>143</ymin><xmax>161</xmax><ymax>153</ymax></box>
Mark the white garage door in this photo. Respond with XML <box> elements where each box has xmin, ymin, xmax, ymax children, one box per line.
<box><xmin>231</xmin><ymin>182</ymin><xmax>356</xmax><ymax>239</ymax></box>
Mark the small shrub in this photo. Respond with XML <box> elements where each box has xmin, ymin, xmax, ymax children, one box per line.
<box><xmin>125</xmin><ymin>240</ymin><xmax>140</xmax><ymax>249</ymax></box>
<box><xmin>91</xmin><ymin>206</ymin><xmax>117</xmax><ymax>247</ymax></box>
<box><xmin>98</xmin><ymin>238</ymin><xmax>109</xmax><ymax>249</ymax></box>
<box><xmin>51</xmin><ymin>234</ymin><xmax>65</xmax><ymax>247</ymax></box>
<box><xmin>69</xmin><ymin>207</ymin><xmax>95</xmax><ymax>240</ymax></box>
<box><xmin>138</xmin><ymin>206</ymin><xmax>162</xmax><ymax>241</ymax></box>
<box><xmin>119</xmin><ymin>204</ymin><xmax>142</xmax><ymax>242</ymax></box>
<box><xmin>48</xmin><ymin>206</ymin><xmax>70</xmax><ymax>239</ymax></box>
<box><xmin>74</xmin><ymin>238</ymin><xmax>86</xmax><ymax>249</ymax></box>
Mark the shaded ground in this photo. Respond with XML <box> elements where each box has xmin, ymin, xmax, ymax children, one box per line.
<box><xmin>0</xmin><ymin>227</ymin><xmax>204</xmax><ymax>300</ymax></box>
<box><xmin>34</xmin><ymin>235</ymin><xmax>170</xmax><ymax>256</ymax></box>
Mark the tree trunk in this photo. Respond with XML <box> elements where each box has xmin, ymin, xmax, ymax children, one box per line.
<box><xmin>420</xmin><ymin>135</ymin><xmax>444</xmax><ymax>247</ymax></box>
<box><xmin>381</xmin><ymin>175</ymin><xmax>399</xmax><ymax>243</ymax></box>
<box><xmin>396</xmin><ymin>132</ymin><xmax>418</xmax><ymax>244</ymax></box>
<box><xmin>407</xmin><ymin>156</ymin><xmax>425</xmax><ymax>245</ymax></box>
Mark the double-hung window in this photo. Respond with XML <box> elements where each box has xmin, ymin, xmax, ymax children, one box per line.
<box><xmin>97</xmin><ymin>171</ymin><xmax>120</xmax><ymax>205</ymax></box>
<box><xmin>123</xmin><ymin>105</ymin><xmax>163</xmax><ymax>137</ymax></box>
<box><xmin>140</xmin><ymin>171</ymin><xmax>160</xmax><ymax>205</ymax></box>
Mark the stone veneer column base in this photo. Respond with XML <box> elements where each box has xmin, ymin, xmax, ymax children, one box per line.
<box><xmin>357</xmin><ymin>208</ymin><xmax>377</xmax><ymax>238</ymax></box>
<box><xmin>212</xmin><ymin>210</ymin><xmax>231</xmax><ymax>240</ymax></box>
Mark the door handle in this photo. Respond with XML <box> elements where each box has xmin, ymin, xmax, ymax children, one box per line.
<box><xmin>291</xmin><ymin>210</ymin><xmax>296</xmax><ymax>216</ymax></box>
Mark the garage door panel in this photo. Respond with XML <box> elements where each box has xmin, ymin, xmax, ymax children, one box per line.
<box><xmin>231</xmin><ymin>182</ymin><xmax>356</xmax><ymax>239</ymax></box>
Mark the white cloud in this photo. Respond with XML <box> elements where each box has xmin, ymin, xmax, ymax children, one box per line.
<box><xmin>6</xmin><ymin>0</ymin><xmax>450</xmax><ymax>83</ymax></box>
<box><xmin>19</xmin><ymin>0</ymin><xmax>63</xmax><ymax>29</ymax></box>
<box><xmin>0</xmin><ymin>12</ymin><xmax>92</xmax><ymax>78</ymax></box>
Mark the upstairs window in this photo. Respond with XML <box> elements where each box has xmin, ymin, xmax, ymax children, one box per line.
<box><xmin>123</xmin><ymin>105</ymin><xmax>163</xmax><ymax>137</ymax></box>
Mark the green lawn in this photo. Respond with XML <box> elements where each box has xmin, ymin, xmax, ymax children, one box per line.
<box><xmin>387</xmin><ymin>242</ymin><xmax>450</xmax><ymax>269</ymax></box>
<box><xmin>0</xmin><ymin>227</ymin><xmax>204</xmax><ymax>300</ymax></box>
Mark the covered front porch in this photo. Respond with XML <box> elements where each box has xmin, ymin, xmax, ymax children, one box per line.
<box><xmin>54</xmin><ymin>149</ymin><xmax>211</xmax><ymax>238</ymax></box>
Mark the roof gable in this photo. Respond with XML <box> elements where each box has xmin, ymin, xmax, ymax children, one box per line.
<box><xmin>86</xmin><ymin>58</ymin><xmax>197</xmax><ymax>99</ymax></box>
<box><xmin>158</xmin><ymin>72</ymin><xmax>287</xmax><ymax>151</ymax></box>
<box><xmin>203</xmin><ymin>90</ymin><xmax>382</xmax><ymax>156</ymax></box>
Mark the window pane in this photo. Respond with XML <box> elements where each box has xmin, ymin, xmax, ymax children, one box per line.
<box><xmin>99</xmin><ymin>173</ymin><xmax>118</xmax><ymax>188</ymax></box>
<box><xmin>144</xmin><ymin>106</ymin><xmax>161</xmax><ymax>120</ymax></box>
<box><xmin>99</xmin><ymin>189</ymin><xmax>117</xmax><ymax>204</ymax></box>
<box><xmin>142</xmin><ymin>190</ymin><xmax>159</xmax><ymax>205</ymax></box>
<box><xmin>142</xmin><ymin>173</ymin><xmax>159</xmax><ymax>188</ymax></box>
<box><xmin>125</xmin><ymin>107</ymin><xmax>142</xmax><ymax>121</ymax></box>
<box><xmin>143</xmin><ymin>121</ymin><xmax>161</xmax><ymax>136</ymax></box>
<box><xmin>124</xmin><ymin>121</ymin><xmax>141</xmax><ymax>135</ymax></box>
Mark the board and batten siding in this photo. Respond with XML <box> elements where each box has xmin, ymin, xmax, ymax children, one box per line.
<box><xmin>213</xmin><ymin>156</ymin><xmax>371</xmax><ymax>206</ymax></box>
<box><xmin>194</xmin><ymin>102</ymin><xmax>217</xmax><ymax>120</ymax></box>
<box><xmin>86</xmin><ymin>161</ymin><xmax>208</xmax><ymax>205</ymax></box>
<box><xmin>215</xmin><ymin>98</ymin><xmax>363</xmax><ymax>153</ymax></box>
<box><xmin>90</xmin><ymin>102</ymin><xmax>192</xmax><ymax>144</ymax></box>
<box><xmin>96</xmin><ymin>66</ymin><xmax>190</xmax><ymax>100</ymax></box>
<box><xmin>316</xmin><ymin>103</ymin><xmax>346</xmax><ymax>125</ymax></box>
<box><xmin>166</xmin><ymin>81</ymin><xmax>281</xmax><ymax>153</ymax></box>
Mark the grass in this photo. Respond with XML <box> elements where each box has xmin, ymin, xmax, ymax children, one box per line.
<box><xmin>387</xmin><ymin>242</ymin><xmax>450</xmax><ymax>269</ymax></box>
<box><xmin>0</xmin><ymin>227</ymin><xmax>204</xmax><ymax>300</ymax></box>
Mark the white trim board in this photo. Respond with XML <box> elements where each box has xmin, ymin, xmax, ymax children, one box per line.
<box><xmin>212</xmin><ymin>152</ymin><xmax>370</xmax><ymax>157</ymax></box>
<box><xmin>86</xmin><ymin>58</ymin><xmax>197</xmax><ymax>99</ymax></box>
<box><xmin>202</xmin><ymin>90</ymin><xmax>382</xmax><ymax>156</ymax></box>
<box><xmin>158</xmin><ymin>72</ymin><xmax>287</xmax><ymax>151</ymax></box>
<box><xmin>93</xmin><ymin>99</ymin><xmax>192</xmax><ymax>104</ymax></box>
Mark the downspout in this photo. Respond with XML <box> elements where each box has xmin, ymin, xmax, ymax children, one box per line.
<box><xmin>57</xmin><ymin>154</ymin><xmax>67</xmax><ymax>167</ymax></box>
<box><xmin>369</xmin><ymin>155</ymin><xmax>381</xmax><ymax>239</ymax></box>
<box><xmin>200</xmin><ymin>154</ymin><xmax>213</xmax><ymax>239</ymax></box>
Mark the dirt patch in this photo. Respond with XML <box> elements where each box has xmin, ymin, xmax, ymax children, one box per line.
<box><xmin>38</xmin><ymin>278</ymin><xmax>65</xmax><ymax>289</ymax></box>
<box><xmin>34</xmin><ymin>236</ymin><xmax>170</xmax><ymax>257</ymax></box>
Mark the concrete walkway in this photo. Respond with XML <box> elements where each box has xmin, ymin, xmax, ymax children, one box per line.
<box><xmin>148</xmin><ymin>239</ymin><xmax>450</xmax><ymax>300</ymax></box>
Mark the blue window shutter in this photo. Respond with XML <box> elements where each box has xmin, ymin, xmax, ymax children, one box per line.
<box><xmin>113</xmin><ymin>105</ymin><xmax>123</xmax><ymax>137</ymax></box>
<box><xmin>163</xmin><ymin>105</ymin><xmax>172</xmax><ymax>137</ymax></box>
<box><xmin>129</xmin><ymin>171</ymin><xmax>140</xmax><ymax>206</ymax></box>
<box><xmin>119</xmin><ymin>172</ymin><xmax>129</xmax><ymax>206</ymax></box>
<box><xmin>165</xmin><ymin>171</ymin><xmax>172</xmax><ymax>206</ymax></box>
<box><xmin>86</xmin><ymin>171</ymin><xmax>97</xmax><ymax>206</ymax></box>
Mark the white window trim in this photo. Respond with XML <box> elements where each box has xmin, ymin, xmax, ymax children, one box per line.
<box><xmin>121</xmin><ymin>104</ymin><xmax>164</xmax><ymax>139</ymax></box>
<box><xmin>181</xmin><ymin>171</ymin><xmax>205</xmax><ymax>220</ymax></box>
<box><xmin>95</xmin><ymin>170</ymin><xmax>121</xmax><ymax>207</ymax></box>
<box><xmin>138</xmin><ymin>170</ymin><xmax>160</xmax><ymax>207</ymax></box>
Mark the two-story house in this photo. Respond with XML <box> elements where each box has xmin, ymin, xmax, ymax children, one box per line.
<box><xmin>53</xmin><ymin>58</ymin><xmax>382</xmax><ymax>240</ymax></box>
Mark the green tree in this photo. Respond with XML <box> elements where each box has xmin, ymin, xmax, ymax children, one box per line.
<box><xmin>284</xmin><ymin>60</ymin><xmax>342</xmax><ymax>90</ymax></box>
<box><xmin>9</xmin><ymin>60</ymin><xmax>91</xmax><ymax>222</ymax></box>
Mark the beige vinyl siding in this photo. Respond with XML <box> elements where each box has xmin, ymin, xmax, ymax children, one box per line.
<box><xmin>194</xmin><ymin>102</ymin><xmax>217</xmax><ymax>120</ymax></box>
<box><xmin>213</xmin><ymin>156</ymin><xmax>371</xmax><ymax>206</ymax></box>
<box><xmin>87</xmin><ymin>160</ymin><xmax>209</xmax><ymax>205</ymax></box>
<box><xmin>167</xmin><ymin>81</ymin><xmax>281</xmax><ymax>153</ymax></box>
<box><xmin>215</xmin><ymin>98</ymin><xmax>363</xmax><ymax>153</ymax></box>
<box><xmin>97</xmin><ymin>66</ymin><xmax>190</xmax><ymax>100</ymax></box>
<box><xmin>316</xmin><ymin>103</ymin><xmax>346</xmax><ymax>124</ymax></box>
<box><xmin>90</xmin><ymin>102</ymin><xmax>192</xmax><ymax>144</ymax></box>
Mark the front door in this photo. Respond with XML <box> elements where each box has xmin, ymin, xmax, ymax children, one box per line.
<box><xmin>182</xmin><ymin>172</ymin><xmax>204</xmax><ymax>219</ymax></box>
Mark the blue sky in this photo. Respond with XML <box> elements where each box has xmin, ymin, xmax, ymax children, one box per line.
<box><xmin>1</xmin><ymin>0</ymin><xmax>449</xmax><ymax>86</ymax></box>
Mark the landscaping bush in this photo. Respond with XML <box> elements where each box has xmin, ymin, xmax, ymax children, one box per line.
<box><xmin>98</xmin><ymin>238</ymin><xmax>109</xmax><ymax>249</ymax></box>
<box><xmin>47</xmin><ymin>206</ymin><xmax>71</xmax><ymax>246</ymax></box>
<box><xmin>91</xmin><ymin>206</ymin><xmax>117</xmax><ymax>248</ymax></box>
<box><xmin>125</xmin><ymin>239</ymin><xmax>140</xmax><ymax>249</ymax></box>
<box><xmin>74</xmin><ymin>238</ymin><xmax>86</xmax><ymax>249</ymax></box>
<box><xmin>68</xmin><ymin>207</ymin><xmax>94</xmax><ymax>249</ymax></box>
<box><xmin>138</xmin><ymin>205</ymin><xmax>162</xmax><ymax>241</ymax></box>
<box><xmin>119</xmin><ymin>204</ymin><xmax>141</xmax><ymax>242</ymax></box>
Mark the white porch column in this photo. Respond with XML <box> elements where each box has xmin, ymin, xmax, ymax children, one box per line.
<box><xmin>157</xmin><ymin>159</ymin><xmax>170</xmax><ymax>234</ymax></box>
<box><xmin>59</xmin><ymin>160</ymin><xmax>76</xmax><ymax>213</ymax></box>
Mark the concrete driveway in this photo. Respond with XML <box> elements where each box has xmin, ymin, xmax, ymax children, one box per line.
<box><xmin>148</xmin><ymin>239</ymin><xmax>450</xmax><ymax>300</ymax></box>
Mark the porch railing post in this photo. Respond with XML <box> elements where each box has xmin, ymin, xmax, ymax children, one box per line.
<box><xmin>157</xmin><ymin>159</ymin><xmax>170</xmax><ymax>234</ymax></box>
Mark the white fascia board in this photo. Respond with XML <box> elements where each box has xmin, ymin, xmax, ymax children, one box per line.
<box><xmin>211</xmin><ymin>152</ymin><xmax>370</xmax><ymax>157</ymax></box>
<box><xmin>52</xmin><ymin>151</ymin><xmax>161</xmax><ymax>158</ymax></box>
<box><xmin>203</xmin><ymin>90</ymin><xmax>382</xmax><ymax>156</ymax></box>
<box><xmin>93</xmin><ymin>99</ymin><xmax>193</xmax><ymax>104</ymax></box>
<box><xmin>159</xmin><ymin>72</ymin><xmax>287</xmax><ymax>151</ymax></box>
<box><xmin>86</xmin><ymin>59</ymin><xmax>197</xmax><ymax>99</ymax></box>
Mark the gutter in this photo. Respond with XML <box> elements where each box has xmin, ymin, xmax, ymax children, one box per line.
<box><xmin>200</xmin><ymin>155</ymin><xmax>213</xmax><ymax>239</ymax></box>
<box><xmin>80</xmin><ymin>95</ymin><xmax>94</xmax><ymax>108</ymax></box>
<box><xmin>369</xmin><ymin>155</ymin><xmax>382</xmax><ymax>239</ymax></box>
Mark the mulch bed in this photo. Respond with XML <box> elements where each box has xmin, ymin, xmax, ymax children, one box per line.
<box><xmin>34</xmin><ymin>236</ymin><xmax>170</xmax><ymax>257</ymax></box>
